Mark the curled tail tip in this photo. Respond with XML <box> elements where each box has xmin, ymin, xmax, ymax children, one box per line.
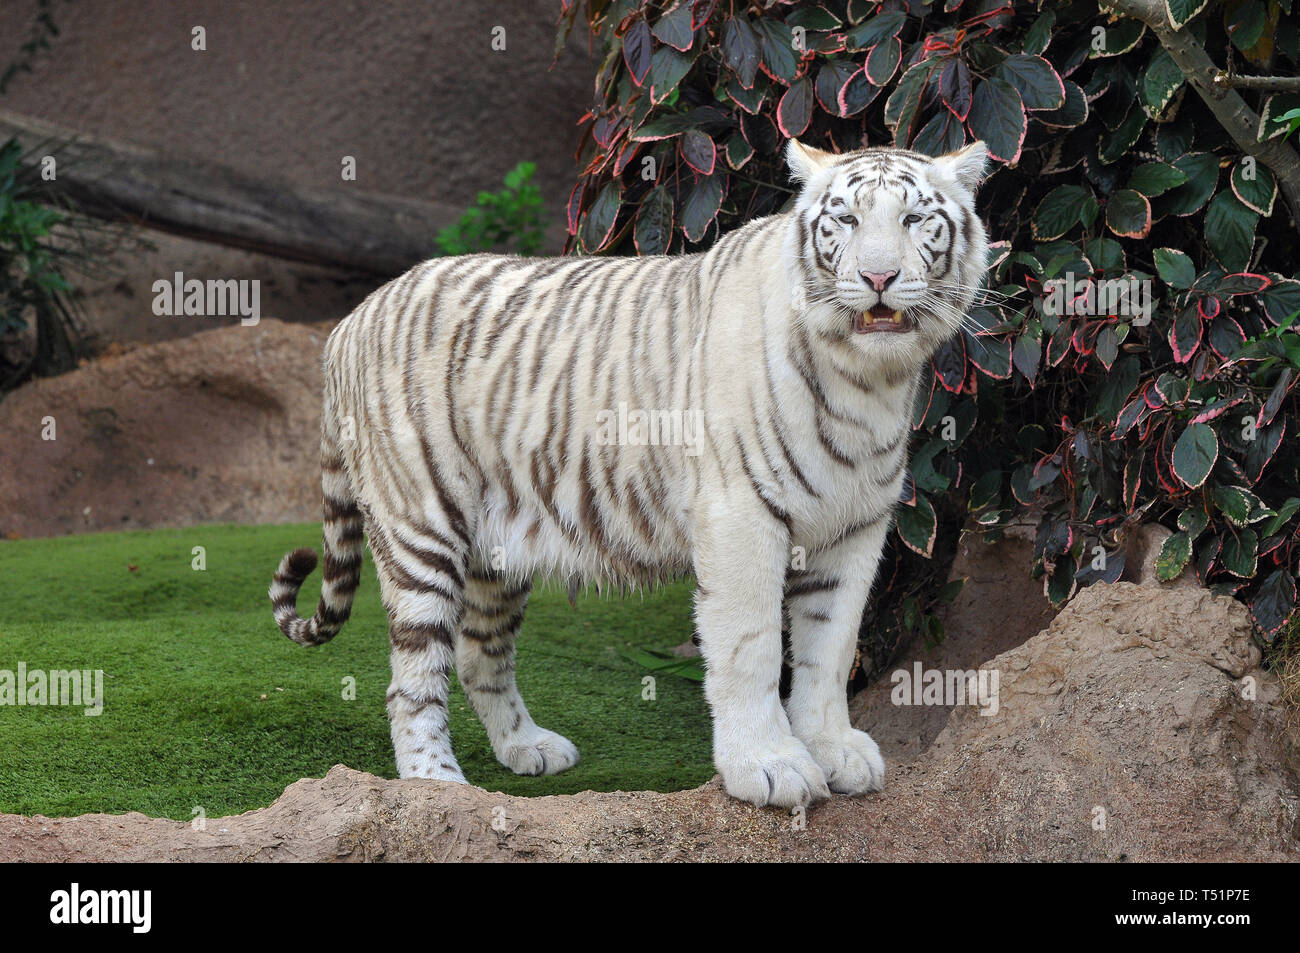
<box><xmin>271</xmin><ymin>547</ymin><xmax>320</xmax><ymax>645</ymax></box>
<box><xmin>284</xmin><ymin>547</ymin><xmax>319</xmax><ymax>580</ymax></box>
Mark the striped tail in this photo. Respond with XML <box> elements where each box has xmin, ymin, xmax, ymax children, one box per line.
<box><xmin>270</xmin><ymin>431</ymin><xmax>364</xmax><ymax>646</ymax></box>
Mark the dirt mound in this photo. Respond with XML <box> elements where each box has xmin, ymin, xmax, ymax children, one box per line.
<box><xmin>3</xmin><ymin>582</ymin><xmax>1294</xmax><ymax>861</ymax></box>
<box><xmin>0</xmin><ymin>319</ymin><xmax>329</xmax><ymax>538</ymax></box>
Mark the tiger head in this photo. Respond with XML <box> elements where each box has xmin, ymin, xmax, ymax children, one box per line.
<box><xmin>784</xmin><ymin>139</ymin><xmax>990</xmax><ymax>364</ymax></box>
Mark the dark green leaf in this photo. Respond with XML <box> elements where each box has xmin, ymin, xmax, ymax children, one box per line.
<box><xmin>1106</xmin><ymin>189</ymin><xmax>1151</xmax><ymax>239</ymax></box>
<box><xmin>633</xmin><ymin>186</ymin><xmax>674</xmax><ymax>256</ymax></box>
<box><xmin>1251</xmin><ymin>570</ymin><xmax>1297</xmax><ymax>640</ymax></box>
<box><xmin>623</xmin><ymin>18</ymin><xmax>653</xmax><ymax>86</ymax></box>
<box><xmin>1231</xmin><ymin>161</ymin><xmax>1277</xmax><ymax>216</ymax></box>
<box><xmin>1220</xmin><ymin>528</ymin><xmax>1258</xmax><ymax>578</ymax></box>
<box><xmin>967</xmin><ymin>77</ymin><xmax>1026</xmax><ymax>164</ymax></box>
<box><xmin>680</xmin><ymin>173</ymin><xmax>723</xmax><ymax>242</ymax></box>
<box><xmin>580</xmin><ymin>181</ymin><xmax>622</xmax><ymax>252</ymax></box>
<box><xmin>1154</xmin><ymin>248</ymin><xmax>1196</xmax><ymax>289</ymax></box>
<box><xmin>1141</xmin><ymin>45</ymin><xmax>1183</xmax><ymax>115</ymax></box>
<box><xmin>1204</xmin><ymin>191</ymin><xmax>1259</xmax><ymax>272</ymax></box>
<box><xmin>995</xmin><ymin>54</ymin><xmax>1065</xmax><ymax>110</ymax></box>
<box><xmin>1128</xmin><ymin>161</ymin><xmax>1187</xmax><ymax>197</ymax></box>
<box><xmin>776</xmin><ymin>76</ymin><xmax>814</xmax><ymax>137</ymax></box>
<box><xmin>866</xmin><ymin>36</ymin><xmax>902</xmax><ymax>86</ymax></box>
<box><xmin>896</xmin><ymin>493</ymin><xmax>938</xmax><ymax>558</ymax></box>
<box><xmin>755</xmin><ymin>17</ymin><xmax>800</xmax><ymax>85</ymax></box>
<box><xmin>1165</xmin><ymin>0</ymin><xmax>1209</xmax><ymax>29</ymax></box>
<box><xmin>1171</xmin><ymin>422</ymin><xmax>1218</xmax><ymax>489</ymax></box>
<box><xmin>722</xmin><ymin>16</ymin><xmax>761</xmax><ymax>88</ymax></box>
<box><xmin>1032</xmin><ymin>185</ymin><xmax>1092</xmax><ymax>241</ymax></box>
<box><xmin>843</xmin><ymin>10</ymin><xmax>907</xmax><ymax>51</ymax></box>
<box><xmin>650</xmin><ymin>46</ymin><xmax>695</xmax><ymax>103</ymax></box>
<box><xmin>1156</xmin><ymin>531</ymin><xmax>1192</xmax><ymax>582</ymax></box>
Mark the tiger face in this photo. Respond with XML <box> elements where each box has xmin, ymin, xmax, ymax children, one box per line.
<box><xmin>786</xmin><ymin>139</ymin><xmax>990</xmax><ymax>363</ymax></box>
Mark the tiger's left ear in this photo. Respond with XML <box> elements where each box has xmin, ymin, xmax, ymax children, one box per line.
<box><xmin>935</xmin><ymin>140</ymin><xmax>989</xmax><ymax>192</ymax></box>
<box><xmin>786</xmin><ymin>139</ymin><xmax>838</xmax><ymax>183</ymax></box>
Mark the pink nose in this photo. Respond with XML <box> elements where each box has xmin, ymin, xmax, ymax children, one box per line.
<box><xmin>861</xmin><ymin>270</ymin><xmax>898</xmax><ymax>292</ymax></box>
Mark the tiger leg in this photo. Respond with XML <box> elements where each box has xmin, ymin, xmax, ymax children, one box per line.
<box><xmin>368</xmin><ymin>516</ymin><xmax>468</xmax><ymax>783</ymax></box>
<box><xmin>784</xmin><ymin>517</ymin><xmax>890</xmax><ymax>794</ymax></box>
<box><xmin>456</xmin><ymin>565</ymin><xmax>579</xmax><ymax>776</ymax></box>
<box><xmin>693</xmin><ymin>500</ymin><xmax>830</xmax><ymax>808</ymax></box>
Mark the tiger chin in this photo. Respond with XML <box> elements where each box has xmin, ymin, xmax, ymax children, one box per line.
<box><xmin>270</xmin><ymin>138</ymin><xmax>990</xmax><ymax>809</ymax></box>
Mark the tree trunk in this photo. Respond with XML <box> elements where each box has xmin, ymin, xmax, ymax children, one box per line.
<box><xmin>0</xmin><ymin>109</ymin><xmax>461</xmax><ymax>277</ymax></box>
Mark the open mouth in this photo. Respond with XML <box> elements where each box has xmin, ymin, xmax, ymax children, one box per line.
<box><xmin>854</xmin><ymin>305</ymin><xmax>913</xmax><ymax>334</ymax></box>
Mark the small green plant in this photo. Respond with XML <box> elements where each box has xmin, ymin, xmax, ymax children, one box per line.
<box><xmin>0</xmin><ymin>137</ymin><xmax>79</xmax><ymax>389</ymax></box>
<box><xmin>1277</xmin><ymin>107</ymin><xmax>1300</xmax><ymax>142</ymax></box>
<box><xmin>435</xmin><ymin>161</ymin><xmax>545</xmax><ymax>256</ymax></box>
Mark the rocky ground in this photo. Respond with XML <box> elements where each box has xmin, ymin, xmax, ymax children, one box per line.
<box><xmin>1</xmin><ymin>579</ymin><xmax>1293</xmax><ymax>862</ymax></box>
<box><xmin>1</xmin><ymin>321</ymin><xmax>1296</xmax><ymax>861</ymax></box>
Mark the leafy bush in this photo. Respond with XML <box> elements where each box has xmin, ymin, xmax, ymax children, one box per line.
<box><xmin>435</xmin><ymin>161</ymin><xmax>545</xmax><ymax>256</ymax></box>
<box><xmin>0</xmin><ymin>138</ymin><xmax>79</xmax><ymax>390</ymax></box>
<box><xmin>558</xmin><ymin>0</ymin><xmax>1300</xmax><ymax>655</ymax></box>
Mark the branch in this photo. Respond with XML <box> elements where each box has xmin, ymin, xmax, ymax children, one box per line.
<box><xmin>0</xmin><ymin>109</ymin><xmax>460</xmax><ymax>277</ymax></box>
<box><xmin>1212</xmin><ymin>73</ymin><xmax>1300</xmax><ymax>92</ymax></box>
<box><xmin>1103</xmin><ymin>0</ymin><xmax>1300</xmax><ymax>231</ymax></box>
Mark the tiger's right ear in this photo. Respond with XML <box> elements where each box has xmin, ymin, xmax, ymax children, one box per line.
<box><xmin>786</xmin><ymin>139</ymin><xmax>837</xmax><ymax>183</ymax></box>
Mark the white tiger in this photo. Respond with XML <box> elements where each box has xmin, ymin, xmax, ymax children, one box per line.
<box><xmin>270</xmin><ymin>138</ymin><xmax>990</xmax><ymax>808</ymax></box>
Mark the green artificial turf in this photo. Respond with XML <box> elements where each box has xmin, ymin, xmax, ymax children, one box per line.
<box><xmin>0</xmin><ymin>523</ymin><xmax>712</xmax><ymax>819</ymax></box>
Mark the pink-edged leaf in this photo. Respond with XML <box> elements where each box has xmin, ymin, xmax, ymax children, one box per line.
<box><xmin>1123</xmin><ymin>451</ymin><xmax>1143</xmax><ymax>510</ymax></box>
<box><xmin>815</xmin><ymin>58</ymin><xmax>859</xmax><ymax>116</ymax></box>
<box><xmin>837</xmin><ymin>66</ymin><xmax>880</xmax><ymax>116</ymax></box>
<box><xmin>964</xmin><ymin>330</ymin><xmax>1013</xmax><ymax>379</ymax></box>
<box><xmin>1207</xmin><ymin>315</ymin><xmax>1247</xmax><ymax>359</ymax></box>
<box><xmin>967</xmin><ymin>76</ymin><xmax>1026</xmax><ymax>164</ymax></box>
<box><xmin>1189</xmin><ymin>394</ymin><xmax>1244</xmax><ymax>425</ymax></box>
<box><xmin>691</xmin><ymin>0</ymin><xmax>717</xmax><ymax>31</ymax></box>
<box><xmin>722</xmin><ymin>15</ymin><xmax>762</xmax><ymax>89</ymax></box>
<box><xmin>1215</xmin><ymin>272</ymin><xmax>1272</xmax><ymax>295</ymax></box>
<box><xmin>995</xmin><ymin>53</ymin><xmax>1065</xmax><ymax>110</ymax></box>
<box><xmin>776</xmin><ymin>76</ymin><xmax>814</xmax><ymax>138</ymax></box>
<box><xmin>1105</xmin><ymin>189</ymin><xmax>1152</xmax><ymax>239</ymax></box>
<box><xmin>633</xmin><ymin>185</ymin><xmax>675</xmax><ymax>256</ymax></box>
<box><xmin>1113</xmin><ymin>395</ymin><xmax>1147</xmax><ymax>439</ymax></box>
<box><xmin>652</xmin><ymin>3</ymin><xmax>696</xmax><ymax>52</ymax></box>
<box><xmin>579</xmin><ymin>180</ymin><xmax>623</xmax><ymax>252</ymax></box>
<box><xmin>866</xmin><ymin>36</ymin><xmax>902</xmax><ymax>86</ymax></box>
<box><xmin>932</xmin><ymin>333</ymin><xmax>967</xmax><ymax>393</ymax></box>
<box><xmin>613</xmin><ymin>139</ymin><xmax>641</xmax><ymax>176</ymax></box>
<box><xmin>939</xmin><ymin>57</ymin><xmax>973</xmax><ymax>120</ymax></box>
<box><xmin>623</xmin><ymin>18</ymin><xmax>654</xmax><ymax>86</ymax></box>
<box><xmin>1171</xmin><ymin>422</ymin><xmax>1218</xmax><ymax>489</ymax></box>
<box><xmin>680</xmin><ymin>172</ymin><xmax>724</xmax><ymax>243</ymax></box>
<box><xmin>1259</xmin><ymin>368</ymin><xmax>1294</xmax><ymax>428</ymax></box>
<box><xmin>680</xmin><ymin>128</ymin><xmax>716</xmax><ymax>176</ymax></box>
<box><xmin>896</xmin><ymin>492</ymin><xmax>938</xmax><ymax>557</ymax></box>
<box><xmin>566</xmin><ymin>181</ymin><xmax>584</xmax><ymax>236</ymax></box>
<box><xmin>1169</xmin><ymin>306</ymin><xmax>1202</xmax><ymax>363</ymax></box>
<box><xmin>1251</xmin><ymin>569</ymin><xmax>1297</xmax><ymax>641</ymax></box>
<box><xmin>1245</xmin><ymin>418</ymin><xmax>1285</xmax><ymax>482</ymax></box>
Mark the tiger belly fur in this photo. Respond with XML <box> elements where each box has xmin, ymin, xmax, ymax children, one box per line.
<box><xmin>270</xmin><ymin>139</ymin><xmax>990</xmax><ymax>808</ymax></box>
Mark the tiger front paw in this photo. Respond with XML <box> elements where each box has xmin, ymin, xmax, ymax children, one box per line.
<box><xmin>716</xmin><ymin>737</ymin><xmax>831</xmax><ymax>808</ymax></box>
<box><xmin>800</xmin><ymin>728</ymin><xmax>885</xmax><ymax>795</ymax></box>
